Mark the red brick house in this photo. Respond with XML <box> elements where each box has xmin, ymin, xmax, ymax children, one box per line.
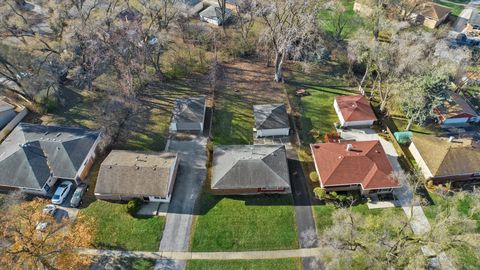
<box><xmin>310</xmin><ymin>140</ymin><xmax>400</xmax><ymax>195</ymax></box>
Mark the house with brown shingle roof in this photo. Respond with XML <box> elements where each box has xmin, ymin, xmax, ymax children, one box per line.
<box><xmin>334</xmin><ymin>95</ymin><xmax>377</xmax><ymax>128</ymax></box>
<box><xmin>434</xmin><ymin>92</ymin><xmax>478</xmax><ymax>127</ymax></box>
<box><xmin>409</xmin><ymin>134</ymin><xmax>480</xmax><ymax>184</ymax></box>
<box><xmin>412</xmin><ymin>2</ymin><xmax>451</xmax><ymax>29</ymax></box>
<box><xmin>310</xmin><ymin>140</ymin><xmax>400</xmax><ymax>195</ymax></box>
<box><xmin>94</xmin><ymin>150</ymin><xmax>179</xmax><ymax>202</ymax></box>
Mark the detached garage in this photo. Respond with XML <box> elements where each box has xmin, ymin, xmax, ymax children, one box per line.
<box><xmin>170</xmin><ymin>96</ymin><xmax>206</xmax><ymax>133</ymax></box>
<box><xmin>253</xmin><ymin>103</ymin><xmax>290</xmax><ymax>138</ymax></box>
<box><xmin>334</xmin><ymin>95</ymin><xmax>377</xmax><ymax>127</ymax></box>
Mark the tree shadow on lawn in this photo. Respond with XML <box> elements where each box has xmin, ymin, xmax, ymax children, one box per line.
<box><xmin>194</xmin><ymin>193</ymin><xmax>294</xmax><ymax>216</ymax></box>
<box><xmin>91</xmin><ymin>254</ymin><xmax>157</xmax><ymax>270</ymax></box>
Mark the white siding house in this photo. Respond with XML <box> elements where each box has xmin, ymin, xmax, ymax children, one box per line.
<box><xmin>170</xmin><ymin>96</ymin><xmax>206</xmax><ymax>133</ymax></box>
<box><xmin>253</xmin><ymin>104</ymin><xmax>290</xmax><ymax>138</ymax></box>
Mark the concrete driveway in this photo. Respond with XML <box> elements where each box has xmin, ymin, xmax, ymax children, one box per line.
<box><xmin>156</xmin><ymin>136</ymin><xmax>207</xmax><ymax>270</ymax></box>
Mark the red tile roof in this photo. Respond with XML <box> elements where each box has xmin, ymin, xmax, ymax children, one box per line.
<box><xmin>310</xmin><ymin>141</ymin><xmax>399</xmax><ymax>190</ymax></box>
<box><xmin>335</xmin><ymin>95</ymin><xmax>377</xmax><ymax>122</ymax></box>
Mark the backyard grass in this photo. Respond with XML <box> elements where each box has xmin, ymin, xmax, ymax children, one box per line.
<box><xmin>390</xmin><ymin>115</ymin><xmax>441</xmax><ymax>135</ymax></box>
<box><xmin>212</xmin><ymin>61</ymin><xmax>288</xmax><ymax>145</ymax></box>
<box><xmin>185</xmin><ymin>258</ymin><xmax>302</xmax><ymax>270</ymax></box>
<box><xmin>79</xmin><ymin>200</ymin><xmax>165</xmax><ymax>251</ymax></box>
<box><xmin>191</xmin><ymin>193</ymin><xmax>298</xmax><ymax>252</ymax></box>
<box><xmin>433</xmin><ymin>0</ymin><xmax>464</xmax><ymax>16</ymax></box>
<box><xmin>286</xmin><ymin>64</ymin><xmax>356</xmax><ymax>144</ymax></box>
<box><xmin>319</xmin><ymin>0</ymin><xmax>361</xmax><ymax>39</ymax></box>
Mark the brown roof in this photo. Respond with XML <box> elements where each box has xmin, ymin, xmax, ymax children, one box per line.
<box><xmin>434</xmin><ymin>92</ymin><xmax>478</xmax><ymax>121</ymax></box>
<box><xmin>95</xmin><ymin>150</ymin><xmax>178</xmax><ymax>197</ymax></box>
<box><xmin>335</xmin><ymin>95</ymin><xmax>377</xmax><ymax>122</ymax></box>
<box><xmin>411</xmin><ymin>134</ymin><xmax>480</xmax><ymax>177</ymax></box>
<box><xmin>417</xmin><ymin>3</ymin><xmax>451</xmax><ymax>20</ymax></box>
<box><xmin>310</xmin><ymin>141</ymin><xmax>399</xmax><ymax>190</ymax></box>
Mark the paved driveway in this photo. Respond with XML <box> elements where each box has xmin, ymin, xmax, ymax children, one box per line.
<box><xmin>156</xmin><ymin>137</ymin><xmax>207</xmax><ymax>270</ymax></box>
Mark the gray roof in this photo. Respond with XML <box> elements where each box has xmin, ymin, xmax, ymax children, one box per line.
<box><xmin>0</xmin><ymin>100</ymin><xmax>14</xmax><ymax>113</ymax></box>
<box><xmin>211</xmin><ymin>145</ymin><xmax>290</xmax><ymax>189</ymax></box>
<box><xmin>199</xmin><ymin>6</ymin><xmax>232</xmax><ymax>20</ymax></box>
<box><xmin>171</xmin><ymin>96</ymin><xmax>206</xmax><ymax>125</ymax></box>
<box><xmin>253</xmin><ymin>104</ymin><xmax>290</xmax><ymax>130</ymax></box>
<box><xmin>0</xmin><ymin>123</ymin><xmax>100</xmax><ymax>190</ymax></box>
<box><xmin>95</xmin><ymin>150</ymin><xmax>178</xmax><ymax>197</ymax></box>
<box><xmin>182</xmin><ymin>0</ymin><xmax>202</xmax><ymax>6</ymax></box>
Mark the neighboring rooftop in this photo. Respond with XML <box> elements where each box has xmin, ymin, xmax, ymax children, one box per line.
<box><xmin>0</xmin><ymin>99</ymin><xmax>14</xmax><ymax>113</ymax></box>
<box><xmin>253</xmin><ymin>103</ymin><xmax>289</xmax><ymax>130</ymax></box>
<box><xmin>211</xmin><ymin>145</ymin><xmax>290</xmax><ymax>190</ymax></box>
<box><xmin>172</xmin><ymin>96</ymin><xmax>206</xmax><ymax>124</ymax></box>
<box><xmin>335</xmin><ymin>95</ymin><xmax>377</xmax><ymax>122</ymax></box>
<box><xmin>311</xmin><ymin>141</ymin><xmax>398</xmax><ymax>190</ymax></box>
<box><xmin>199</xmin><ymin>5</ymin><xmax>232</xmax><ymax>20</ymax></box>
<box><xmin>0</xmin><ymin>123</ymin><xmax>100</xmax><ymax>190</ymax></box>
<box><xmin>435</xmin><ymin>92</ymin><xmax>478</xmax><ymax>120</ymax></box>
<box><xmin>95</xmin><ymin>150</ymin><xmax>178</xmax><ymax>197</ymax></box>
<box><xmin>411</xmin><ymin>134</ymin><xmax>480</xmax><ymax>177</ymax></box>
<box><xmin>417</xmin><ymin>2</ymin><xmax>451</xmax><ymax>20</ymax></box>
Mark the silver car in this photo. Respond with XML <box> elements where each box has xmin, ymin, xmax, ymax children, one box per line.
<box><xmin>70</xmin><ymin>183</ymin><xmax>88</xmax><ymax>208</ymax></box>
<box><xmin>51</xmin><ymin>181</ymin><xmax>73</xmax><ymax>205</ymax></box>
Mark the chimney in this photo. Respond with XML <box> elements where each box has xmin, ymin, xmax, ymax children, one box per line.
<box><xmin>346</xmin><ymin>144</ymin><xmax>353</xmax><ymax>151</ymax></box>
<box><xmin>448</xmin><ymin>136</ymin><xmax>455</xmax><ymax>142</ymax></box>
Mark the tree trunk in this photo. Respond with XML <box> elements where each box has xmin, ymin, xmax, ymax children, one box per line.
<box><xmin>274</xmin><ymin>51</ymin><xmax>284</xmax><ymax>82</ymax></box>
<box><xmin>358</xmin><ymin>65</ymin><xmax>369</xmax><ymax>95</ymax></box>
<box><xmin>406</xmin><ymin>118</ymin><xmax>413</xmax><ymax>131</ymax></box>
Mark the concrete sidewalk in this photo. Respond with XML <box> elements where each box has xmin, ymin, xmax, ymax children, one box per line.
<box><xmin>79</xmin><ymin>247</ymin><xmax>321</xmax><ymax>260</ymax></box>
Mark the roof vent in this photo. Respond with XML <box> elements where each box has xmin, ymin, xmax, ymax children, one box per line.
<box><xmin>346</xmin><ymin>144</ymin><xmax>353</xmax><ymax>151</ymax></box>
<box><xmin>44</xmin><ymin>132</ymin><xmax>49</xmax><ymax>135</ymax></box>
<box><xmin>314</xmin><ymin>145</ymin><xmax>320</xmax><ymax>149</ymax></box>
<box><xmin>136</xmin><ymin>166</ymin><xmax>140</xmax><ymax>170</ymax></box>
<box><xmin>56</xmin><ymin>133</ymin><xmax>61</xmax><ymax>137</ymax></box>
<box><xmin>448</xmin><ymin>136</ymin><xmax>455</xmax><ymax>142</ymax></box>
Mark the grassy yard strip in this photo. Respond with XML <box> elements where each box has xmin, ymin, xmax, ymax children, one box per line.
<box><xmin>191</xmin><ymin>193</ymin><xmax>298</xmax><ymax>252</ymax></box>
<box><xmin>433</xmin><ymin>0</ymin><xmax>464</xmax><ymax>16</ymax></box>
<box><xmin>185</xmin><ymin>258</ymin><xmax>302</xmax><ymax>270</ymax></box>
<box><xmin>79</xmin><ymin>200</ymin><xmax>165</xmax><ymax>251</ymax></box>
<box><xmin>286</xmin><ymin>64</ymin><xmax>356</xmax><ymax>144</ymax></box>
<box><xmin>212</xmin><ymin>92</ymin><xmax>254</xmax><ymax>145</ymax></box>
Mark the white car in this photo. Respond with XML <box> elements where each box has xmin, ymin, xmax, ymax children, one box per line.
<box><xmin>51</xmin><ymin>181</ymin><xmax>73</xmax><ymax>205</ymax></box>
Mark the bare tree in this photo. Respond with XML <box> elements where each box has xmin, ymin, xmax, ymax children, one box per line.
<box><xmin>255</xmin><ymin>0</ymin><xmax>320</xmax><ymax>82</ymax></box>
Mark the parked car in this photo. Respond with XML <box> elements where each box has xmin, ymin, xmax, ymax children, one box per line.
<box><xmin>42</xmin><ymin>204</ymin><xmax>57</xmax><ymax>216</ymax></box>
<box><xmin>35</xmin><ymin>221</ymin><xmax>49</xmax><ymax>231</ymax></box>
<box><xmin>51</xmin><ymin>181</ymin><xmax>73</xmax><ymax>205</ymax></box>
<box><xmin>70</xmin><ymin>183</ymin><xmax>88</xmax><ymax>208</ymax></box>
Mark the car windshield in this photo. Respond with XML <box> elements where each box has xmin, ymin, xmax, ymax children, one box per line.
<box><xmin>53</xmin><ymin>195</ymin><xmax>60</xmax><ymax>200</ymax></box>
<box><xmin>73</xmin><ymin>192</ymin><xmax>80</xmax><ymax>198</ymax></box>
<box><xmin>54</xmin><ymin>188</ymin><xmax>64</xmax><ymax>195</ymax></box>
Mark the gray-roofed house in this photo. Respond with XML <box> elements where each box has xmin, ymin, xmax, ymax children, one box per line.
<box><xmin>253</xmin><ymin>104</ymin><xmax>290</xmax><ymax>138</ymax></box>
<box><xmin>409</xmin><ymin>133</ymin><xmax>480</xmax><ymax>184</ymax></box>
<box><xmin>170</xmin><ymin>96</ymin><xmax>206</xmax><ymax>132</ymax></box>
<box><xmin>211</xmin><ymin>145</ymin><xmax>291</xmax><ymax>195</ymax></box>
<box><xmin>94</xmin><ymin>150</ymin><xmax>179</xmax><ymax>202</ymax></box>
<box><xmin>199</xmin><ymin>5</ymin><xmax>232</xmax><ymax>26</ymax></box>
<box><xmin>0</xmin><ymin>123</ymin><xmax>101</xmax><ymax>195</ymax></box>
<box><xmin>0</xmin><ymin>99</ymin><xmax>16</xmax><ymax>129</ymax></box>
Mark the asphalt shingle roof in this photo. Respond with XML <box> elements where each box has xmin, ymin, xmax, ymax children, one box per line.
<box><xmin>253</xmin><ymin>104</ymin><xmax>290</xmax><ymax>130</ymax></box>
<box><xmin>211</xmin><ymin>145</ymin><xmax>290</xmax><ymax>189</ymax></box>
<box><xmin>411</xmin><ymin>134</ymin><xmax>480</xmax><ymax>177</ymax></box>
<box><xmin>335</xmin><ymin>95</ymin><xmax>377</xmax><ymax>122</ymax></box>
<box><xmin>171</xmin><ymin>96</ymin><xmax>206</xmax><ymax>125</ymax></box>
<box><xmin>0</xmin><ymin>100</ymin><xmax>14</xmax><ymax>113</ymax></box>
<box><xmin>95</xmin><ymin>150</ymin><xmax>178</xmax><ymax>197</ymax></box>
<box><xmin>0</xmin><ymin>123</ymin><xmax>100</xmax><ymax>190</ymax></box>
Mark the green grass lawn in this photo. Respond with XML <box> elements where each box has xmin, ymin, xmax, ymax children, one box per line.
<box><xmin>390</xmin><ymin>115</ymin><xmax>441</xmax><ymax>135</ymax></box>
<box><xmin>319</xmin><ymin>0</ymin><xmax>361</xmax><ymax>40</ymax></box>
<box><xmin>423</xmin><ymin>192</ymin><xmax>480</xmax><ymax>268</ymax></box>
<box><xmin>191</xmin><ymin>194</ymin><xmax>298</xmax><ymax>252</ymax></box>
<box><xmin>433</xmin><ymin>0</ymin><xmax>464</xmax><ymax>16</ymax></box>
<box><xmin>314</xmin><ymin>203</ymin><xmax>407</xmax><ymax>234</ymax></box>
<box><xmin>212</xmin><ymin>93</ymin><xmax>254</xmax><ymax>145</ymax></box>
<box><xmin>286</xmin><ymin>64</ymin><xmax>356</xmax><ymax>144</ymax></box>
<box><xmin>79</xmin><ymin>200</ymin><xmax>165</xmax><ymax>251</ymax></box>
<box><xmin>185</xmin><ymin>258</ymin><xmax>302</xmax><ymax>270</ymax></box>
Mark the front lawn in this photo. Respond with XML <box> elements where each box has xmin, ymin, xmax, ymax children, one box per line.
<box><xmin>286</xmin><ymin>64</ymin><xmax>356</xmax><ymax>144</ymax></box>
<box><xmin>185</xmin><ymin>258</ymin><xmax>302</xmax><ymax>270</ymax></box>
<box><xmin>191</xmin><ymin>193</ymin><xmax>298</xmax><ymax>252</ymax></box>
<box><xmin>79</xmin><ymin>200</ymin><xmax>165</xmax><ymax>251</ymax></box>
